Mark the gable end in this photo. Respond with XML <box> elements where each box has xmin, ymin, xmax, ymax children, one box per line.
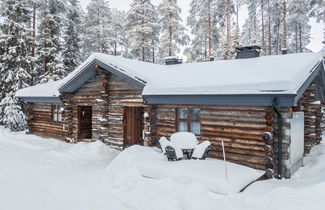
<box><xmin>59</xmin><ymin>59</ymin><xmax>146</xmax><ymax>94</ymax></box>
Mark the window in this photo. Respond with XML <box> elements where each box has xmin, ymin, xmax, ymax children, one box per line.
<box><xmin>52</xmin><ymin>105</ymin><xmax>63</xmax><ymax>122</ymax></box>
<box><xmin>176</xmin><ymin>108</ymin><xmax>200</xmax><ymax>135</ymax></box>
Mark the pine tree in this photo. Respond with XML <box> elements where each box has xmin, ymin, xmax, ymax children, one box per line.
<box><xmin>36</xmin><ymin>0</ymin><xmax>67</xmax><ymax>83</ymax></box>
<box><xmin>0</xmin><ymin>0</ymin><xmax>34</xmax><ymax>131</ymax></box>
<box><xmin>241</xmin><ymin>0</ymin><xmax>261</xmax><ymax>46</ymax></box>
<box><xmin>309</xmin><ymin>0</ymin><xmax>324</xmax><ymax>51</ymax></box>
<box><xmin>62</xmin><ymin>0</ymin><xmax>82</xmax><ymax>73</ymax></box>
<box><xmin>26</xmin><ymin>0</ymin><xmax>42</xmax><ymax>84</ymax></box>
<box><xmin>287</xmin><ymin>0</ymin><xmax>311</xmax><ymax>53</ymax></box>
<box><xmin>185</xmin><ymin>0</ymin><xmax>221</xmax><ymax>62</ymax></box>
<box><xmin>83</xmin><ymin>0</ymin><xmax>113</xmax><ymax>58</ymax></box>
<box><xmin>110</xmin><ymin>9</ymin><xmax>130</xmax><ymax>57</ymax></box>
<box><xmin>158</xmin><ymin>0</ymin><xmax>189</xmax><ymax>57</ymax></box>
<box><xmin>125</xmin><ymin>0</ymin><xmax>160</xmax><ymax>62</ymax></box>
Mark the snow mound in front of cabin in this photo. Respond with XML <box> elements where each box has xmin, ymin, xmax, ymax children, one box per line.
<box><xmin>0</xmin><ymin>126</ymin><xmax>119</xmax><ymax>162</ymax></box>
<box><xmin>106</xmin><ymin>145</ymin><xmax>264</xmax><ymax>195</ymax></box>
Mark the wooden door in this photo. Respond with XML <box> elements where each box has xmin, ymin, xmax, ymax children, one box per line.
<box><xmin>78</xmin><ymin>106</ymin><xmax>92</xmax><ymax>139</ymax></box>
<box><xmin>123</xmin><ymin>107</ymin><xmax>144</xmax><ymax>148</ymax></box>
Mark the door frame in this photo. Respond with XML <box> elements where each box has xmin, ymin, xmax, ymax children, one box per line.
<box><xmin>123</xmin><ymin>106</ymin><xmax>144</xmax><ymax>148</ymax></box>
<box><xmin>77</xmin><ymin>106</ymin><xmax>92</xmax><ymax>140</ymax></box>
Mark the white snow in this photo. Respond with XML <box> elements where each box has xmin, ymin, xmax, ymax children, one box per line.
<box><xmin>143</xmin><ymin>53</ymin><xmax>324</xmax><ymax>95</ymax></box>
<box><xmin>2</xmin><ymin>126</ymin><xmax>325</xmax><ymax>210</ymax></box>
<box><xmin>16</xmin><ymin>52</ymin><xmax>324</xmax><ymax>99</ymax></box>
<box><xmin>107</xmin><ymin>146</ymin><xmax>264</xmax><ymax>195</ymax></box>
<box><xmin>15</xmin><ymin>80</ymin><xmax>62</xmax><ymax>97</ymax></box>
<box><xmin>192</xmin><ymin>140</ymin><xmax>211</xmax><ymax>159</ymax></box>
<box><xmin>170</xmin><ymin>132</ymin><xmax>199</xmax><ymax>149</ymax></box>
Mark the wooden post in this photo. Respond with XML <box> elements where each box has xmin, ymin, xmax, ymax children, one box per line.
<box><xmin>222</xmin><ymin>140</ymin><xmax>228</xmax><ymax>180</ymax></box>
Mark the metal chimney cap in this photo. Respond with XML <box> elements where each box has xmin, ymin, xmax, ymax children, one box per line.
<box><xmin>235</xmin><ymin>45</ymin><xmax>261</xmax><ymax>52</ymax></box>
<box><xmin>164</xmin><ymin>56</ymin><xmax>182</xmax><ymax>65</ymax></box>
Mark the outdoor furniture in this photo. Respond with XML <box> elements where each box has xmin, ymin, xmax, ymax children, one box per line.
<box><xmin>170</xmin><ymin>132</ymin><xmax>199</xmax><ymax>159</ymax></box>
<box><xmin>159</xmin><ymin>137</ymin><xmax>171</xmax><ymax>154</ymax></box>
<box><xmin>165</xmin><ymin>145</ymin><xmax>183</xmax><ymax>161</ymax></box>
<box><xmin>191</xmin><ymin>141</ymin><xmax>211</xmax><ymax>160</ymax></box>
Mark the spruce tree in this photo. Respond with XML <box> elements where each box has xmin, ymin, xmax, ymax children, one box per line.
<box><xmin>309</xmin><ymin>0</ymin><xmax>324</xmax><ymax>51</ymax></box>
<box><xmin>83</xmin><ymin>0</ymin><xmax>113</xmax><ymax>58</ymax></box>
<box><xmin>0</xmin><ymin>0</ymin><xmax>34</xmax><ymax>131</ymax></box>
<box><xmin>158</xmin><ymin>0</ymin><xmax>189</xmax><ymax>57</ymax></box>
<box><xmin>36</xmin><ymin>0</ymin><xmax>67</xmax><ymax>83</ymax></box>
<box><xmin>287</xmin><ymin>0</ymin><xmax>311</xmax><ymax>53</ymax></box>
<box><xmin>125</xmin><ymin>0</ymin><xmax>160</xmax><ymax>62</ymax></box>
<box><xmin>185</xmin><ymin>0</ymin><xmax>220</xmax><ymax>62</ymax></box>
<box><xmin>62</xmin><ymin>0</ymin><xmax>82</xmax><ymax>73</ymax></box>
<box><xmin>110</xmin><ymin>9</ymin><xmax>130</xmax><ymax>57</ymax></box>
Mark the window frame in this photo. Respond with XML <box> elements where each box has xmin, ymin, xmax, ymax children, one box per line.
<box><xmin>176</xmin><ymin>108</ymin><xmax>201</xmax><ymax>135</ymax></box>
<box><xmin>52</xmin><ymin>105</ymin><xmax>63</xmax><ymax>122</ymax></box>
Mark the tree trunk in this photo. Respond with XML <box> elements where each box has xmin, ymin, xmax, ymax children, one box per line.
<box><xmin>114</xmin><ymin>42</ymin><xmax>117</xmax><ymax>56</ymax></box>
<box><xmin>204</xmin><ymin>39</ymin><xmax>207</xmax><ymax>59</ymax></box>
<box><xmin>261</xmin><ymin>0</ymin><xmax>265</xmax><ymax>53</ymax></box>
<box><xmin>32</xmin><ymin>3</ymin><xmax>36</xmax><ymax>58</ymax></box>
<box><xmin>282</xmin><ymin>0</ymin><xmax>287</xmax><ymax>49</ymax></box>
<box><xmin>97</xmin><ymin>9</ymin><xmax>100</xmax><ymax>52</ymax></box>
<box><xmin>236</xmin><ymin>0</ymin><xmax>239</xmax><ymax>27</ymax></box>
<box><xmin>299</xmin><ymin>24</ymin><xmax>302</xmax><ymax>52</ymax></box>
<box><xmin>226</xmin><ymin>0</ymin><xmax>232</xmax><ymax>50</ymax></box>
<box><xmin>142</xmin><ymin>45</ymin><xmax>145</xmax><ymax>62</ymax></box>
<box><xmin>168</xmin><ymin>0</ymin><xmax>172</xmax><ymax>56</ymax></box>
<box><xmin>267</xmin><ymin>0</ymin><xmax>271</xmax><ymax>55</ymax></box>
<box><xmin>295</xmin><ymin>23</ymin><xmax>298</xmax><ymax>53</ymax></box>
<box><xmin>208</xmin><ymin>4</ymin><xmax>212</xmax><ymax>57</ymax></box>
<box><xmin>253</xmin><ymin>16</ymin><xmax>257</xmax><ymax>44</ymax></box>
<box><xmin>276</xmin><ymin>20</ymin><xmax>281</xmax><ymax>54</ymax></box>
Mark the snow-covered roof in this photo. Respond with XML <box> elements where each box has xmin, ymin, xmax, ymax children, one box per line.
<box><xmin>16</xmin><ymin>52</ymin><xmax>324</xmax><ymax>106</ymax></box>
<box><xmin>143</xmin><ymin>53</ymin><xmax>324</xmax><ymax>95</ymax></box>
<box><xmin>15</xmin><ymin>80</ymin><xmax>62</xmax><ymax>98</ymax></box>
<box><xmin>58</xmin><ymin>53</ymin><xmax>165</xmax><ymax>92</ymax></box>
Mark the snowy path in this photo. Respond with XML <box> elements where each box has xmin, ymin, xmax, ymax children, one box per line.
<box><xmin>0</xmin><ymin>127</ymin><xmax>325</xmax><ymax>210</ymax></box>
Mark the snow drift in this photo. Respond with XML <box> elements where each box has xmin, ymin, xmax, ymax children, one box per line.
<box><xmin>106</xmin><ymin>145</ymin><xmax>264</xmax><ymax>195</ymax></box>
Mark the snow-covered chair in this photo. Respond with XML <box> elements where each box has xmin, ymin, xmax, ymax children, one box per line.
<box><xmin>159</xmin><ymin>137</ymin><xmax>171</xmax><ymax>154</ymax></box>
<box><xmin>170</xmin><ymin>132</ymin><xmax>199</xmax><ymax>150</ymax></box>
<box><xmin>165</xmin><ymin>145</ymin><xmax>184</xmax><ymax>161</ymax></box>
<box><xmin>191</xmin><ymin>141</ymin><xmax>211</xmax><ymax>160</ymax></box>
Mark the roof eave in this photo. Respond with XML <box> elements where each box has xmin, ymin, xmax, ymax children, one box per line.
<box><xmin>143</xmin><ymin>94</ymin><xmax>297</xmax><ymax>107</ymax></box>
<box><xmin>17</xmin><ymin>96</ymin><xmax>63</xmax><ymax>104</ymax></box>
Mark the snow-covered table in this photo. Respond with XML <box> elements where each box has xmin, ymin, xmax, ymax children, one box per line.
<box><xmin>170</xmin><ymin>132</ymin><xmax>199</xmax><ymax>158</ymax></box>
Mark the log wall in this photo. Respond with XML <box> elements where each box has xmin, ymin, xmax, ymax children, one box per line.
<box><xmin>61</xmin><ymin>68</ymin><xmax>109</xmax><ymax>143</ymax></box>
<box><xmin>299</xmin><ymin>84</ymin><xmax>325</xmax><ymax>154</ymax></box>
<box><xmin>26</xmin><ymin>103</ymin><xmax>66</xmax><ymax>139</ymax></box>
<box><xmin>149</xmin><ymin>105</ymin><xmax>274</xmax><ymax>170</ymax></box>
<box><xmin>105</xmin><ymin>72</ymin><xmax>144</xmax><ymax>149</ymax></box>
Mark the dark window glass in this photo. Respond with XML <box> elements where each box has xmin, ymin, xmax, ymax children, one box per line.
<box><xmin>176</xmin><ymin>108</ymin><xmax>200</xmax><ymax>135</ymax></box>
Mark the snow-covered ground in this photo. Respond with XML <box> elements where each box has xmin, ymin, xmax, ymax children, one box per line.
<box><xmin>0</xmin><ymin>126</ymin><xmax>324</xmax><ymax>210</ymax></box>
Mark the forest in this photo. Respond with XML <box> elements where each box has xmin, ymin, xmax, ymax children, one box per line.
<box><xmin>0</xmin><ymin>0</ymin><xmax>324</xmax><ymax>131</ymax></box>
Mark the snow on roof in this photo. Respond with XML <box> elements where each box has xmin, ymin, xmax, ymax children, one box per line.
<box><xmin>59</xmin><ymin>53</ymin><xmax>165</xmax><ymax>89</ymax></box>
<box><xmin>143</xmin><ymin>53</ymin><xmax>324</xmax><ymax>95</ymax></box>
<box><xmin>15</xmin><ymin>80</ymin><xmax>62</xmax><ymax>98</ymax></box>
<box><xmin>16</xmin><ymin>52</ymin><xmax>324</xmax><ymax>100</ymax></box>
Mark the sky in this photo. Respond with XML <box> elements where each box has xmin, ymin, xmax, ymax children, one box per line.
<box><xmin>79</xmin><ymin>0</ymin><xmax>324</xmax><ymax>52</ymax></box>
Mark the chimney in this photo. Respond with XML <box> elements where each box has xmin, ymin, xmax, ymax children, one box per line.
<box><xmin>164</xmin><ymin>56</ymin><xmax>182</xmax><ymax>65</ymax></box>
<box><xmin>235</xmin><ymin>45</ymin><xmax>261</xmax><ymax>59</ymax></box>
<box><xmin>281</xmin><ymin>48</ymin><xmax>288</xmax><ymax>55</ymax></box>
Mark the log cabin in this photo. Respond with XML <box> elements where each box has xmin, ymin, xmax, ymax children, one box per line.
<box><xmin>16</xmin><ymin>47</ymin><xmax>325</xmax><ymax>179</ymax></box>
